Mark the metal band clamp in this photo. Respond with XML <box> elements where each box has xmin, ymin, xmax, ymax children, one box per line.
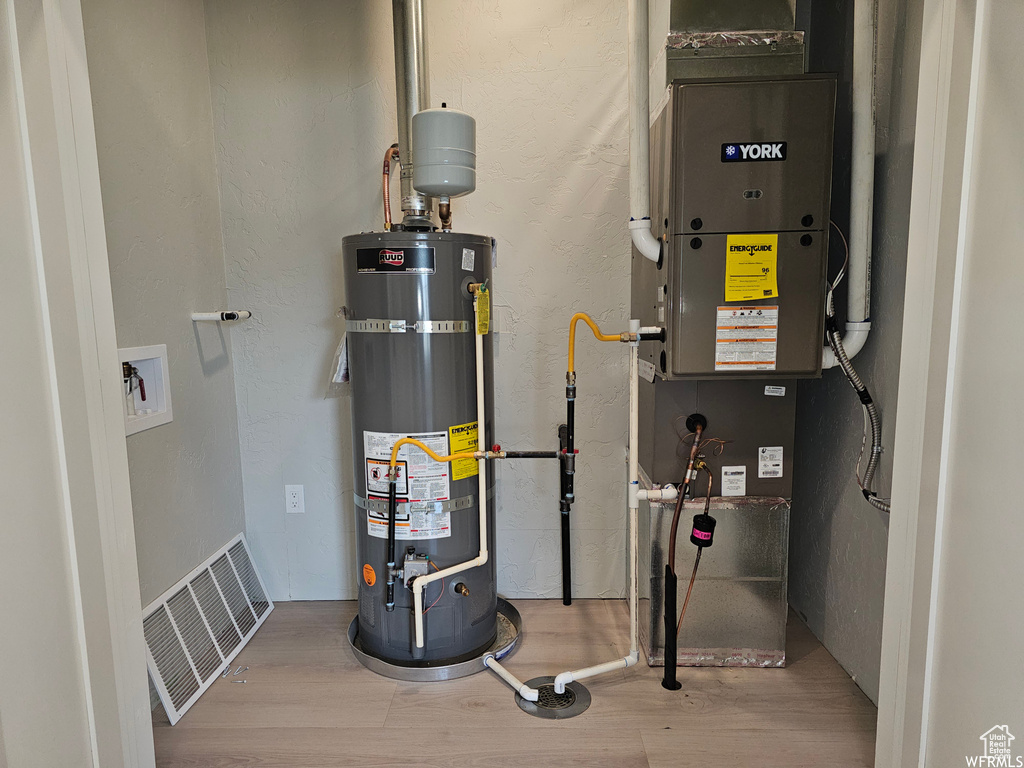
<box><xmin>347</xmin><ymin>319</ymin><xmax>471</xmax><ymax>334</ymax></box>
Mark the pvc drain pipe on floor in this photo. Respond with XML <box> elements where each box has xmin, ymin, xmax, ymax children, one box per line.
<box><xmin>484</xmin><ymin>654</ymin><xmax>539</xmax><ymax>701</ymax></box>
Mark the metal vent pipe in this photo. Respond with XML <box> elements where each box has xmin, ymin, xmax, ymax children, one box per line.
<box><xmin>392</xmin><ymin>0</ymin><xmax>430</xmax><ymax>220</ymax></box>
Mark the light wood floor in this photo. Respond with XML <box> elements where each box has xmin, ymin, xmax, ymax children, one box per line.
<box><xmin>153</xmin><ymin>600</ymin><xmax>877</xmax><ymax>767</ymax></box>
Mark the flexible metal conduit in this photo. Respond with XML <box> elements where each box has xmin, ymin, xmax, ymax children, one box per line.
<box><xmin>826</xmin><ymin>293</ymin><xmax>890</xmax><ymax>513</ymax></box>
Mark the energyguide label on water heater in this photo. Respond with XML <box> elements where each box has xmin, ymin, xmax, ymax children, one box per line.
<box><xmin>448</xmin><ymin>421</ymin><xmax>479</xmax><ymax>481</ymax></box>
<box><xmin>715</xmin><ymin>306</ymin><xmax>778</xmax><ymax>371</ymax></box>
<box><xmin>364</xmin><ymin>430</ymin><xmax>452</xmax><ymax>540</ymax></box>
<box><xmin>724</xmin><ymin>234</ymin><xmax>779</xmax><ymax>302</ymax></box>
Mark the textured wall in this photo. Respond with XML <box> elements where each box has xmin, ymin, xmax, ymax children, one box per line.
<box><xmin>82</xmin><ymin>0</ymin><xmax>246</xmax><ymax>605</ymax></box>
<box><xmin>788</xmin><ymin>0</ymin><xmax>924</xmax><ymax>704</ymax></box>
<box><xmin>205</xmin><ymin>0</ymin><xmax>633</xmax><ymax>600</ymax></box>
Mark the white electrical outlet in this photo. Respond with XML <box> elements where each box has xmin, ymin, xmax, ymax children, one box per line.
<box><xmin>285</xmin><ymin>485</ymin><xmax>304</xmax><ymax>514</ymax></box>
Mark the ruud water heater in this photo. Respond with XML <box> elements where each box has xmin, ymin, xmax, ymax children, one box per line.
<box><xmin>343</xmin><ymin>229</ymin><xmax>497</xmax><ymax>666</ymax></box>
<box><xmin>632</xmin><ymin>74</ymin><xmax>837</xmax><ymax>666</ymax></box>
<box><xmin>342</xmin><ymin>0</ymin><xmax>517</xmax><ymax>676</ymax></box>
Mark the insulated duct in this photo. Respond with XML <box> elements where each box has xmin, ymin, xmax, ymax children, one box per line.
<box><xmin>392</xmin><ymin>0</ymin><xmax>430</xmax><ymax>220</ymax></box>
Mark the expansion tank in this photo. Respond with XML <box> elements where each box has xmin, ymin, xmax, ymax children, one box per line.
<box><xmin>343</xmin><ymin>230</ymin><xmax>495</xmax><ymax>665</ymax></box>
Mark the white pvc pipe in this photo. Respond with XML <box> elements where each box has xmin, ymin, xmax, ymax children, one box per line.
<box><xmin>190</xmin><ymin>311</ymin><xmax>251</xmax><ymax>322</ymax></box>
<box><xmin>637</xmin><ymin>485</ymin><xmax>677</xmax><ymax>502</ymax></box>
<box><xmin>627</xmin><ymin>319</ymin><xmax>640</xmax><ymax>662</ymax></box>
<box><xmin>483</xmin><ymin>655</ymin><xmax>539</xmax><ymax>702</ymax></box>
<box><xmin>823</xmin><ymin>0</ymin><xmax>875</xmax><ymax>368</ymax></box>
<box><xmin>412</xmin><ymin>295</ymin><xmax>489</xmax><ymax>651</ymax></box>
<box><xmin>553</xmin><ymin>320</ymin><xmax>642</xmax><ymax>695</ymax></box>
<box><xmin>627</xmin><ymin>0</ymin><xmax>661</xmax><ymax>263</ymax></box>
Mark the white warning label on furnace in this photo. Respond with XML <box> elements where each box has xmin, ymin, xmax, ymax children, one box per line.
<box><xmin>758</xmin><ymin>446</ymin><xmax>784</xmax><ymax>479</ymax></box>
<box><xmin>715</xmin><ymin>306</ymin><xmax>778</xmax><ymax>371</ymax></box>
<box><xmin>638</xmin><ymin>359</ymin><xmax>656</xmax><ymax>383</ymax></box>
<box><xmin>364</xmin><ymin>430</ymin><xmax>452</xmax><ymax>540</ymax></box>
<box><xmin>721</xmin><ymin>466</ymin><xmax>747</xmax><ymax>496</ymax></box>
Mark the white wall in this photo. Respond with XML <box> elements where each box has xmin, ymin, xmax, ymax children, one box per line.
<box><xmin>0</xmin><ymin>7</ymin><xmax>96</xmax><ymax>763</ymax></box>
<box><xmin>81</xmin><ymin>0</ymin><xmax>246</xmax><ymax>605</ymax></box>
<box><xmin>787</xmin><ymin>0</ymin><xmax>924</xmax><ymax>704</ymax></box>
<box><xmin>204</xmin><ymin>0</ymin><xmax>633</xmax><ymax>600</ymax></box>
<box><xmin>921</xmin><ymin>0</ymin><xmax>1024</xmax><ymax>759</ymax></box>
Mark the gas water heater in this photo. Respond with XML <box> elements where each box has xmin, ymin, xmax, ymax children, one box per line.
<box><xmin>342</xmin><ymin>224</ymin><xmax>498</xmax><ymax>666</ymax></box>
<box><xmin>341</xmin><ymin>27</ymin><xmax>519</xmax><ymax>671</ymax></box>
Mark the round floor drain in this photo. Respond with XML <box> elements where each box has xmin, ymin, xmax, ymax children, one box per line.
<box><xmin>537</xmin><ymin>684</ymin><xmax>576</xmax><ymax>709</ymax></box>
<box><xmin>514</xmin><ymin>676</ymin><xmax>591</xmax><ymax>719</ymax></box>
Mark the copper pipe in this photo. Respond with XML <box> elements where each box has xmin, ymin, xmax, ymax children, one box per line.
<box><xmin>676</xmin><ymin>548</ymin><xmax>702</xmax><ymax>637</ymax></box>
<box><xmin>383</xmin><ymin>144</ymin><xmax>400</xmax><ymax>230</ymax></box>
<box><xmin>667</xmin><ymin>424</ymin><xmax>702</xmax><ymax>575</ymax></box>
<box><xmin>676</xmin><ymin>464</ymin><xmax>713</xmax><ymax>636</ymax></box>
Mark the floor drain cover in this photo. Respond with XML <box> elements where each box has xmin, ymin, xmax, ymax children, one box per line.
<box><xmin>514</xmin><ymin>676</ymin><xmax>591</xmax><ymax>719</ymax></box>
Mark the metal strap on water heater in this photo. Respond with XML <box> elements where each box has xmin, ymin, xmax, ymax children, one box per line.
<box><xmin>354</xmin><ymin>488</ymin><xmax>494</xmax><ymax>514</ymax></box>
<box><xmin>346</xmin><ymin>318</ymin><xmax>471</xmax><ymax>334</ymax></box>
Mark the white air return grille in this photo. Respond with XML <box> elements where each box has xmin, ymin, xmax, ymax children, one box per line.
<box><xmin>143</xmin><ymin>534</ymin><xmax>273</xmax><ymax>724</ymax></box>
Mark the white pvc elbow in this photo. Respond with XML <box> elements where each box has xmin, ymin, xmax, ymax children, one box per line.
<box><xmin>822</xmin><ymin>321</ymin><xmax>871</xmax><ymax>369</ymax></box>
<box><xmin>630</xmin><ymin>219</ymin><xmax>661</xmax><ymax>263</ymax></box>
<box><xmin>553</xmin><ymin>671</ymin><xmax>574</xmax><ymax>695</ymax></box>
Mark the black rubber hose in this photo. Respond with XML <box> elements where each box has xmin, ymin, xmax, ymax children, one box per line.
<box><xmin>385</xmin><ymin>480</ymin><xmax>397</xmax><ymax>612</ymax></box>
<box><xmin>661</xmin><ymin>564</ymin><xmax>682</xmax><ymax>690</ymax></box>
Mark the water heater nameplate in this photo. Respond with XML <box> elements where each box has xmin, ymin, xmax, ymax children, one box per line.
<box><xmin>356</xmin><ymin>246</ymin><xmax>435</xmax><ymax>274</ymax></box>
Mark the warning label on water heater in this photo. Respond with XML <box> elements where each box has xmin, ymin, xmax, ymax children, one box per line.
<box><xmin>363</xmin><ymin>430</ymin><xmax>451</xmax><ymax>540</ymax></box>
<box><xmin>715</xmin><ymin>306</ymin><xmax>778</xmax><ymax>371</ymax></box>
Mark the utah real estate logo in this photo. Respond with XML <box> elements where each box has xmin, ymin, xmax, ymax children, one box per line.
<box><xmin>967</xmin><ymin>725</ymin><xmax>1022</xmax><ymax>767</ymax></box>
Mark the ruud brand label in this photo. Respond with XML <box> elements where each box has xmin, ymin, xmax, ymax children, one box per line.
<box><xmin>356</xmin><ymin>246</ymin><xmax>435</xmax><ymax>274</ymax></box>
<box><xmin>721</xmin><ymin>142</ymin><xmax>787</xmax><ymax>162</ymax></box>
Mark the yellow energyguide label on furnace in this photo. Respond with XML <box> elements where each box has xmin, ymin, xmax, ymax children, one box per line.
<box><xmin>448</xmin><ymin>421</ymin><xmax>479</xmax><ymax>481</ymax></box>
<box><xmin>724</xmin><ymin>234</ymin><xmax>779</xmax><ymax>302</ymax></box>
